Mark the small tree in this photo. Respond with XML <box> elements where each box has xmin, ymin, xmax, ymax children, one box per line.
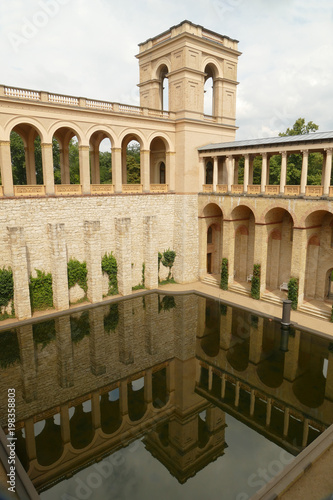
<box><xmin>251</xmin><ymin>264</ymin><xmax>261</xmax><ymax>300</ymax></box>
<box><xmin>288</xmin><ymin>277</ymin><xmax>298</xmax><ymax>310</ymax></box>
<box><xmin>220</xmin><ymin>258</ymin><xmax>228</xmax><ymax>290</ymax></box>
<box><xmin>161</xmin><ymin>249</ymin><xmax>176</xmax><ymax>281</ymax></box>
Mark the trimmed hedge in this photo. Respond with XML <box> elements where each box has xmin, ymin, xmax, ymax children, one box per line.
<box><xmin>29</xmin><ymin>270</ymin><xmax>53</xmax><ymax>311</ymax></box>
<box><xmin>251</xmin><ymin>264</ymin><xmax>261</xmax><ymax>300</ymax></box>
<box><xmin>101</xmin><ymin>252</ymin><xmax>118</xmax><ymax>295</ymax></box>
<box><xmin>288</xmin><ymin>277</ymin><xmax>299</xmax><ymax>310</ymax></box>
<box><xmin>220</xmin><ymin>258</ymin><xmax>228</xmax><ymax>290</ymax></box>
<box><xmin>68</xmin><ymin>258</ymin><xmax>88</xmax><ymax>292</ymax></box>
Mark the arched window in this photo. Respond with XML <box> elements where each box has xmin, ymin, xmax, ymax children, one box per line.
<box><xmin>159</xmin><ymin>65</ymin><xmax>169</xmax><ymax>111</ymax></box>
<box><xmin>207</xmin><ymin>226</ymin><xmax>213</xmax><ymax>244</ymax></box>
<box><xmin>160</xmin><ymin>162</ymin><xmax>166</xmax><ymax>184</ymax></box>
<box><xmin>206</xmin><ymin>161</ymin><xmax>213</xmax><ymax>184</ymax></box>
<box><xmin>204</xmin><ymin>64</ymin><xmax>216</xmax><ymax>116</ymax></box>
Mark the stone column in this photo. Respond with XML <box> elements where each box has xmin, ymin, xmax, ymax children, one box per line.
<box><xmin>112</xmin><ymin>148</ymin><xmax>122</xmax><ymax>192</ymax></box>
<box><xmin>60</xmin><ymin>404</ymin><xmax>71</xmax><ymax>444</ymax></box>
<box><xmin>198</xmin><ymin>156</ymin><xmax>205</xmax><ymax>191</ymax></box>
<box><xmin>91</xmin><ymin>392</ymin><xmax>101</xmax><ymax>430</ymax></box>
<box><xmin>41</xmin><ymin>143</ymin><xmax>55</xmax><ymax>195</ymax></box>
<box><xmin>261</xmin><ymin>153</ymin><xmax>268</xmax><ymax>193</ymax></box>
<box><xmin>253</xmin><ymin>224</ymin><xmax>268</xmax><ymax>296</ymax></box>
<box><xmin>17</xmin><ymin>325</ymin><xmax>37</xmax><ymax>402</ymax></box>
<box><xmin>222</xmin><ymin>220</ymin><xmax>234</xmax><ymax>284</ymax></box>
<box><xmin>302</xmin><ymin>419</ymin><xmax>309</xmax><ymax>447</ymax></box>
<box><xmin>141</xmin><ymin>149</ymin><xmax>150</xmax><ymax>192</ymax></box>
<box><xmin>84</xmin><ymin>221</ymin><xmax>103</xmax><ymax>303</ymax></box>
<box><xmin>244</xmin><ymin>154</ymin><xmax>249</xmax><ymax>192</ymax></box>
<box><xmin>300</xmin><ymin>150</ymin><xmax>309</xmax><ymax>195</ymax></box>
<box><xmin>143</xmin><ymin>216</ymin><xmax>158</xmax><ymax>289</ymax></box>
<box><xmin>119</xmin><ymin>380</ymin><xmax>128</xmax><ymax>415</ymax></box>
<box><xmin>7</xmin><ymin>227</ymin><xmax>31</xmax><ymax>320</ymax></box>
<box><xmin>166</xmin><ymin>151</ymin><xmax>176</xmax><ymax>192</ymax></box>
<box><xmin>283</xmin><ymin>408</ymin><xmax>290</xmax><ymax>437</ymax></box>
<box><xmin>213</xmin><ymin>156</ymin><xmax>218</xmax><ymax>192</ymax></box>
<box><xmin>115</xmin><ymin>218</ymin><xmax>132</xmax><ymax>296</ymax></box>
<box><xmin>25</xmin><ymin>141</ymin><xmax>37</xmax><ymax>185</ymax></box>
<box><xmin>235</xmin><ymin>381</ymin><xmax>240</xmax><ymax>407</ymax></box>
<box><xmin>226</xmin><ymin>155</ymin><xmax>233</xmax><ymax>192</ymax></box>
<box><xmin>79</xmin><ymin>145</ymin><xmax>91</xmax><ymax>194</ymax></box>
<box><xmin>250</xmin><ymin>390</ymin><xmax>256</xmax><ymax>416</ymax></box>
<box><xmin>208</xmin><ymin>366</ymin><xmax>213</xmax><ymax>391</ymax></box>
<box><xmin>266</xmin><ymin>398</ymin><xmax>272</xmax><ymax>426</ymax></box>
<box><xmin>56</xmin><ymin>316</ymin><xmax>74</xmax><ymax>388</ymax></box>
<box><xmin>249</xmin><ymin>317</ymin><xmax>264</xmax><ymax>364</ymax></box>
<box><xmin>145</xmin><ymin>294</ymin><xmax>159</xmax><ymax>355</ymax></box>
<box><xmin>48</xmin><ymin>223</ymin><xmax>69</xmax><ymax>310</ymax></box>
<box><xmin>144</xmin><ymin>369</ymin><xmax>153</xmax><ymax>404</ymax></box>
<box><xmin>90</xmin><ymin>148</ymin><xmax>100</xmax><ymax>184</ymax></box>
<box><xmin>118</xmin><ymin>299</ymin><xmax>134</xmax><ymax>364</ymax></box>
<box><xmin>323</xmin><ymin>148</ymin><xmax>332</xmax><ymax>196</ymax></box>
<box><xmin>280</xmin><ymin>151</ymin><xmax>287</xmax><ymax>194</ymax></box>
<box><xmin>249</xmin><ymin>156</ymin><xmax>254</xmax><ymax>184</ymax></box>
<box><xmin>290</xmin><ymin>228</ymin><xmax>307</xmax><ymax>306</ymax></box>
<box><xmin>89</xmin><ymin>308</ymin><xmax>106</xmax><ymax>376</ymax></box>
<box><xmin>0</xmin><ymin>141</ymin><xmax>14</xmax><ymax>196</ymax></box>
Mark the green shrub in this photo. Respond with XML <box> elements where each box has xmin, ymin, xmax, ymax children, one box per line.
<box><xmin>251</xmin><ymin>264</ymin><xmax>261</xmax><ymax>300</ymax></box>
<box><xmin>220</xmin><ymin>258</ymin><xmax>228</xmax><ymax>290</ymax></box>
<box><xmin>101</xmin><ymin>253</ymin><xmax>118</xmax><ymax>295</ymax></box>
<box><xmin>68</xmin><ymin>258</ymin><xmax>88</xmax><ymax>292</ymax></box>
<box><xmin>288</xmin><ymin>277</ymin><xmax>299</xmax><ymax>310</ymax></box>
<box><xmin>132</xmin><ymin>262</ymin><xmax>146</xmax><ymax>290</ymax></box>
<box><xmin>161</xmin><ymin>249</ymin><xmax>176</xmax><ymax>281</ymax></box>
<box><xmin>158</xmin><ymin>252</ymin><xmax>162</xmax><ymax>273</ymax></box>
<box><xmin>0</xmin><ymin>267</ymin><xmax>14</xmax><ymax>307</ymax></box>
<box><xmin>29</xmin><ymin>270</ymin><xmax>53</xmax><ymax>311</ymax></box>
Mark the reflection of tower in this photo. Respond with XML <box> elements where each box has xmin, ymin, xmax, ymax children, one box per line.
<box><xmin>144</xmin><ymin>357</ymin><xmax>227</xmax><ymax>483</ymax></box>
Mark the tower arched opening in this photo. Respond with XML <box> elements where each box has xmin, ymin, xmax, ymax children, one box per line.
<box><xmin>121</xmin><ymin>135</ymin><xmax>141</xmax><ymax>185</ymax></box>
<box><xmin>89</xmin><ymin>132</ymin><xmax>112</xmax><ymax>185</ymax></box>
<box><xmin>10</xmin><ymin>124</ymin><xmax>44</xmax><ymax>186</ymax></box>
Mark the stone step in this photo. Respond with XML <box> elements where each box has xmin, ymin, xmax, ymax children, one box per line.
<box><xmin>229</xmin><ymin>283</ymin><xmax>251</xmax><ymax>297</ymax></box>
<box><xmin>298</xmin><ymin>304</ymin><xmax>331</xmax><ymax>320</ymax></box>
<box><xmin>201</xmin><ymin>275</ymin><xmax>220</xmax><ymax>288</ymax></box>
<box><xmin>262</xmin><ymin>293</ymin><xmax>284</xmax><ymax>306</ymax></box>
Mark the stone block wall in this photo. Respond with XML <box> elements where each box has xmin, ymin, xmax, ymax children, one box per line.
<box><xmin>0</xmin><ymin>194</ymin><xmax>199</xmax><ymax>319</ymax></box>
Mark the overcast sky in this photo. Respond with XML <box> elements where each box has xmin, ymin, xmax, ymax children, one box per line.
<box><xmin>0</xmin><ymin>0</ymin><xmax>332</xmax><ymax>140</ymax></box>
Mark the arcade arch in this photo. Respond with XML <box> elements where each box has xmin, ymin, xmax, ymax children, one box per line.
<box><xmin>89</xmin><ymin>131</ymin><xmax>112</xmax><ymax>184</ymax></box>
<box><xmin>204</xmin><ymin>64</ymin><xmax>218</xmax><ymax>116</ymax></box>
<box><xmin>10</xmin><ymin>123</ymin><xmax>44</xmax><ymax>186</ymax></box>
<box><xmin>52</xmin><ymin>126</ymin><xmax>81</xmax><ymax>185</ymax></box>
<box><xmin>150</xmin><ymin>137</ymin><xmax>167</xmax><ymax>184</ymax></box>
<box><xmin>265</xmin><ymin>208</ymin><xmax>293</xmax><ymax>290</ymax></box>
<box><xmin>231</xmin><ymin>205</ymin><xmax>255</xmax><ymax>282</ymax></box>
<box><xmin>201</xmin><ymin>203</ymin><xmax>223</xmax><ymax>275</ymax></box>
<box><xmin>121</xmin><ymin>135</ymin><xmax>141</xmax><ymax>185</ymax></box>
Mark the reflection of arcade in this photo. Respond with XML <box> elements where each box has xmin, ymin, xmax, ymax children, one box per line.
<box><xmin>196</xmin><ymin>297</ymin><xmax>333</xmax><ymax>455</ymax></box>
<box><xmin>0</xmin><ymin>294</ymin><xmax>227</xmax><ymax>491</ymax></box>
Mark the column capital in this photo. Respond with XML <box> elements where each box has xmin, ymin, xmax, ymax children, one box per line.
<box><xmin>261</xmin><ymin>152</ymin><xmax>268</xmax><ymax>159</ymax></box>
<box><xmin>113</xmin><ymin>147</ymin><xmax>122</xmax><ymax>153</ymax></box>
<box><xmin>0</xmin><ymin>140</ymin><xmax>10</xmax><ymax>146</ymax></box>
<box><xmin>140</xmin><ymin>149</ymin><xmax>150</xmax><ymax>154</ymax></box>
<box><xmin>279</xmin><ymin>151</ymin><xmax>288</xmax><ymax>157</ymax></box>
<box><xmin>300</xmin><ymin>149</ymin><xmax>309</xmax><ymax>155</ymax></box>
<box><xmin>324</xmin><ymin>147</ymin><xmax>333</xmax><ymax>153</ymax></box>
<box><xmin>79</xmin><ymin>145</ymin><xmax>90</xmax><ymax>151</ymax></box>
<box><xmin>41</xmin><ymin>143</ymin><xmax>53</xmax><ymax>149</ymax></box>
<box><xmin>166</xmin><ymin>151</ymin><xmax>176</xmax><ymax>156</ymax></box>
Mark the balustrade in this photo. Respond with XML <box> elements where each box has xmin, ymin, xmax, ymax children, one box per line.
<box><xmin>306</xmin><ymin>185</ymin><xmax>323</xmax><ymax>197</ymax></box>
<box><xmin>54</xmin><ymin>184</ymin><xmax>82</xmax><ymax>195</ymax></box>
<box><xmin>202</xmin><ymin>184</ymin><xmax>213</xmax><ymax>193</ymax></box>
<box><xmin>231</xmin><ymin>185</ymin><xmax>243</xmax><ymax>194</ymax></box>
<box><xmin>284</xmin><ymin>185</ymin><xmax>300</xmax><ymax>196</ymax></box>
<box><xmin>150</xmin><ymin>184</ymin><xmax>168</xmax><ymax>193</ymax></box>
<box><xmin>265</xmin><ymin>185</ymin><xmax>279</xmax><ymax>195</ymax></box>
<box><xmin>122</xmin><ymin>184</ymin><xmax>143</xmax><ymax>193</ymax></box>
<box><xmin>14</xmin><ymin>185</ymin><xmax>46</xmax><ymax>197</ymax></box>
<box><xmin>91</xmin><ymin>184</ymin><xmax>114</xmax><ymax>195</ymax></box>
<box><xmin>0</xmin><ymin>186</ymin><xmax>3</xmax><ymax>197</ymax></box>
<box><xmin>216</xmin><ymin>184</ymin><xmax>228</xmax><ymax>193</ymax></box>
<box><xmin>330</xmin><ymin>187</ymin><xmax>333</xmax><ymax>197</ymax></box>
<box><xmin>247</xmin><ymin>185</ymin><xmax>261</xmax><ymax>194</ymax></box>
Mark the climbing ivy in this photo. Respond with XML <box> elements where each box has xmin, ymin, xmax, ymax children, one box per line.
<box><xmin>288</xmin><ymin>277</ymin><xmax>299</xmax><ymax>311</ymax></box>
<box><xmin>0</xmin><ymin>267</ymin><xmax>14</xmax><ymax>307</ymax></box>
<box><xmin>251</xmin><ymin>264</ymin><xmax>261</xmax><ymax>300</ymax></box>
<box><xmin>220</xmin><ymin>258</ymin><xmax>228</xmax><ymax>290</ymax></box>
<box><xmin>132</xmin><ymin>263</ymin><xmax>146</xmax><ymax>290</ymax></box>
<box><xmin>29</xmin><ymin>270</ymin><xmax>53</xmax><ymax>311</ymax></box>
<box><xmin>101</xmin><ymin>253</ymin><xmax>118</xmax><ymax>295</ymax></box>
<box><xmin>104</xmin><ymin>303</ymin><xmax>119</xmax><ymax>333</ymax></box>
<box><xmin>67</xmin><ymin>258</ymin><xmax>88</xmax><ymax>292</ymax></box>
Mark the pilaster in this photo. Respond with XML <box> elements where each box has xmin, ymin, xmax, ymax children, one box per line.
<box><xmin>7</xmin><ymin>227</ymin><xmax>31</xmax><ymax>320</ymax></box>
<box><xmin>112</xmin><ymin>148</ymin><xmax>122</xmax><ymax>192</ymax></box>
<box><xmin>143</xmin><ymin>216</ymin><xmax>158</xmax><ymax>289</ymax></box>
<box><xmin>48</xmin><ymin>223</ymin><xmax>69</xmax><ymax>310</ymax></box>
<box><xmin>84</xmin><ymin>221</ymin><xmax>103</xmax><ymax>303</ymax></box>
<box><xmin>79</xmin><ymin>145</ymin><xmax>91</xmax><ymax>194</ymax></box>
<box><xmin>0</xmin><ymin>141</ymin><xmax>14</xmax><ymax>196</ymax></box>
<box><xmin>41</xmin><ymin>143</ymin><xmax>55</xmax><ymax>195</ymax></box>
<box><xmin>115</xmin><ymin>217</ymin><xmax>132</xmax><ymax>296</ymax></box>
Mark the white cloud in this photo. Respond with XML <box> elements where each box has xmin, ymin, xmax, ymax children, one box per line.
<box><xmin>0</xmin><ymin>0</ymin><xmax>332</xmax><ymax>140</ymax></box>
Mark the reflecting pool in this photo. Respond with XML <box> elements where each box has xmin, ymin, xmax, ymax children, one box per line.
<box><xmin>0</xmin><ymin>293</ymin><xmax>332</xmax><ymax>499</ymax></box>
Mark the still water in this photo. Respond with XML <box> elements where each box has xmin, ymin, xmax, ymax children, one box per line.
<box><xmin>0</xmin><ymin>293</ymin><xmax>332</xmax><ymax>500</ymax></box>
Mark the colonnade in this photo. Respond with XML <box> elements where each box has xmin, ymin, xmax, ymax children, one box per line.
<box><xmin>200</xmin><ymin>146</ymin><xmax>333</xmax><ymax>197</ymax></box>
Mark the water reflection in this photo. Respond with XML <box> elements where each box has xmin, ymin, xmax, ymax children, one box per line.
<box><xmin>0</xmin><ymin>294</ymin><xmax>332</xmax><ymax>497</ymax></box>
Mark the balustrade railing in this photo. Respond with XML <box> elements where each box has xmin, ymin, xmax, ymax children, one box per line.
<box><xmin>202</xmin><ymin>184</ymin><xmax>213</xmax><ymax>193</ymax></box>
<box><xmin>330</xmin><ymin>187</ymin><xmax>333</xmax><ymax>197</ymax></box>
<box><xmin>216</xmin><ymin>184</ymin><xmax>228</xmax><ymax>193</ymax></box>
<box><xmin>91</xmin><ymin>184</ymin><xmax>114</xmax><ymax>194</ymax></box>
<box><xmin>14</xmin><ymin>185</ymin><xmax>46</xmax><ymax>197</ymax></box>
<box><xmin>306</xmin><ymin>185</ymin><xmax>323</xmax><ymax>197</ymax></box>
<box><xmin>55</xmin><ymin>184</ymin><xmax>82</xmax><ymax>195</ymax></box>
<box><xmin>150</xmin><ymin>184</ymin><xmax>168</xmax><ymax>193</ymax></box>
<box><xmin>86</xmin><ymin>100</ymin><xmax>114</xmax><ymax>111</ymax></box>
<box><xmin>247</xmin><ymin>185</ymin><xmax>261</xmax><ymax>194</ymax></box>
<box><xmin>265</xmin><ymin>185</ymin><xmax>279</xmax><ymax>195</ymax></box>
<box><xmin>284</xmin><ymin>185</ymin><xmax>300</xmax><ymax>196</ymax></box>
<box><xmin>4</xmin><ymin>87</ymin><xmax>40</xmax><ymax>100</ymax></box>
<box><xmin>122</xmin><ymin>184</ymin><xmax>143</xmax><ymax>193</ymax></box>
<box><xmin>0</xmin><ymin>186</ymin><xmax>3</xmax><ymax>197</ymax></box>
<box><xmin>231</xmin><ymin>185</ymin><xmax>243</xmax><ymax>194</ymax></box>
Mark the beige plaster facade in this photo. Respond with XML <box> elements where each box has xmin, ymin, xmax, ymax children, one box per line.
<box><xmin>0</xmin><ymin>20</ymin><xmax>332</xmax><ymax>321</ymax></box>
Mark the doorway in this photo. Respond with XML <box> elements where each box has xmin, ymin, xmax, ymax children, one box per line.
<box><xmin>207</xmin><ymin>253</ymin><xmax>212</xmax><ymax>274</ymax></box>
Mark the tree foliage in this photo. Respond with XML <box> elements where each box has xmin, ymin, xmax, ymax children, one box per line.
<box><xmin>126</xmin><ymin>141</ymin><xmax>141</xmax><ymax>184</ymax></box>
<box><xmin>0</xmin><ymin>268</ymin><xmax>14</xmax><ymax>307</ymax></box>
<box><xmin>67</xmin><ymin>259</ymin><xmax>88</xmax><ymax>292</ymax></box>
<box><xmin>220</xmin><ymin>258</ymin><xmax>228</xmax><ymax>290</ymax></box>
<box><xmin>288</xmin><ymin>277</ymin><xmax>299</xmax><ymax>310</ymax></box>
<box><xmin>161</xmin><ymin>249</ymin><xmax>176</xmax><ymax>281</ymax></box>
<box><xmin>29</xmin><ymin>270</ymin><xmax>53</xmax><ymax>311</ymax></box>
<box><xmin>251</xmin><ymin>264</ymin><xmax>261</xmax><ymax>300</ymax></box>
<box><xmin>101</xmin><ymin>253</ymin><xmax>118</xmax><ymax>295</ymax></box>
